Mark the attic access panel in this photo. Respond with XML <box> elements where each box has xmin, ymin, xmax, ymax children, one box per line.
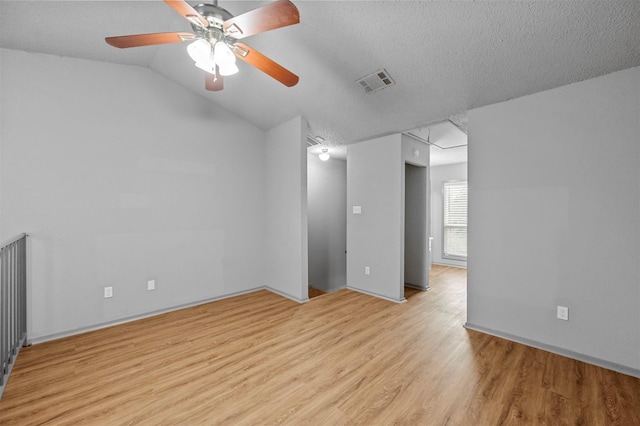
<box><xmin>408</xmin><ymin>121</ymin><xmax>467</xmax><ymax>149</ymax></box>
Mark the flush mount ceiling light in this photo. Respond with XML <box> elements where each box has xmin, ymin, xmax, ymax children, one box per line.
<box><xmin>319</xmin><ymin>148</ymin><xmax>331</xmax><ymax>161</ymax></box>
<box><xmin>105</xmin><ymin>0</ymin><xmax>300</xmax><ymax>92</ymax></box>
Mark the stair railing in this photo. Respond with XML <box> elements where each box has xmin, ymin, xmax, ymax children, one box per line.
<box><xmin>1</xmin><ymin>233</ymin><xmax>28</xmax><ymax>399</ymax></box>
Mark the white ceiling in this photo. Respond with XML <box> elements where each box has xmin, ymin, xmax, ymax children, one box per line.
<box><xmin>1</xmin><ymin>1</ymin><xmax>639</xmax><ymax>148</ymax></box>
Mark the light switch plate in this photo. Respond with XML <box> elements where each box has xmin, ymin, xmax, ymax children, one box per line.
<box><xmin>557</xmin><ymin>306</ymin><xmax>569</xmax><ymax>321</ymax></box>
<box><xmin>353</xmin><ymin>206</ymin><xmax>362</xmax><ymax>214</ymax></box>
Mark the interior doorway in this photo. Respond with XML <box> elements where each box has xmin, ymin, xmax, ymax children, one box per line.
<box><xmin>405</xmin><ymin>119</ymin><xmax>468</xmax><ymax>267</ymax></box>
<box><xmin>404</xmin><ymin>117</ymin><xmax>468</xmax><ymax>305</ymax></box>
<box><xmin>404</xmin><ymin>162</ymin><xmax>430</xmax><ymax>293</ymax></box>
<box><xmin>306</xmin><ymin>149</ymin><xmax>347</xmax><ymax>298</ymax></box>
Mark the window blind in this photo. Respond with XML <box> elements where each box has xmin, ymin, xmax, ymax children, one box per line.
<box><xmin>443</xmin><ymin>181</ymin><xmax>467</xmax><ymax>259</ymax></box>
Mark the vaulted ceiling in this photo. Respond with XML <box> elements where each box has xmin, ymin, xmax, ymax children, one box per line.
<box><xmin>1</xmin><ymin>1</ymin><xmax>639</xmax><ymax>148</ymax></box>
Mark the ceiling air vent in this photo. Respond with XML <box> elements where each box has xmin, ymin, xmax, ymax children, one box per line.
<box><xmin>307</xmin><ymin>135</ymin><xmax>323</xmax><ymax>147</ymax></box>
<box><xmin>356</xmin><ymin>69</ymin><xmax>395</xmax><ymax>94</ymax></box>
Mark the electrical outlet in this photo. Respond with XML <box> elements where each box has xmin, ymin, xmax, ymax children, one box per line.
<box><xmin>365</xmin><ymin>266</ymin><xmax>370</xmax><ymax>275</ymax></box>
<box><xmin>147</xmin><ymin>280</ymin><xmax>155</xmax><ymax>291</ymax></box>
<box><xmin>104</xmin><ymin>286</ymin><xmax>113</xmax><ymax>298</ymax></box>
<box><xmin>557</xmin><ymin>306</ymin><xmax>569</xmax><ymax>321</ymax></box>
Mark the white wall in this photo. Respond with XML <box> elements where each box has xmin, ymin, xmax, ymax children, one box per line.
<box><xmin>430</xmin><ymin>163</ymin><xmax>468</xmax><ymax>268</ymax></box>
<box><xmin>347</xmin><ymin>135</ymin><xmax>403</xmax><ymax>301</ymax></box>
<box><xmin>467</xmin><ymin>66</ymin><xmax>640</xmax><ymax>377</ymax></box>
<box><xmin>347</xmin><ymin>134</ymin><xmax>429</xmax><ymax>302</ymax></box>
<box><xmin>0</xmin><ymin>49</ymin><xmax>267</xmax><ymax>341</ymax></box>
<box><xmin>264</xmin><ymin>116</ymin><xmax>309</xmax><ymax>302</ymax></box>
<box><xmin>307</xmin><ymin>154</ymin><xmax>346</xmax><ymax>292</ymax></box>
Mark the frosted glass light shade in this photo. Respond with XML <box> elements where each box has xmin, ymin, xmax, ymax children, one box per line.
<box><xmin>188</xmin><ymin>40</ymin><xmax>215</xmax><ymax>74</ymax></box>
<box><xmin>187</xmin><ymin>39</ymin><xmax>212</xmax><ymax>64</ymax></box>
<box><xmin>195</xmin><ymin>61</ymin><xmax>215</xmax><ymax>74</ymax></box>
<box><xmin>218</xmin><ymin>62</ymin><xmax>239</xmax><ymax>76</ymax></box>
<box><xmin>319</xmin><ymin>149</ymin><xmax>330</xmax><ymax>161</ymax></box>
<box><xmin>187</xmin><ymin>39</ymin><xmax>238</xmax><ymax>76</ymax></box>
<box><xmin>214</xmin><ymin>41</ymin><xmax>238</xmax><ymax>75</ymax></box>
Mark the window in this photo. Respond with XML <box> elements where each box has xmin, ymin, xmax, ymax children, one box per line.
<box><xmin>443</xmin><ymin>181</ymin><xmax>467</xmax><ymax>260</ymax></box>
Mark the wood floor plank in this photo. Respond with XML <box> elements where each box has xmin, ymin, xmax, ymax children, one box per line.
<box><xmin>1</xmin><ymin>265</ymin><xmax>638</xmax><ymax>425</ymax></box>
<box><xmin>308</xmin><ymin>286</ymin><xmax>327</xmax><ymax>299</ymax></box>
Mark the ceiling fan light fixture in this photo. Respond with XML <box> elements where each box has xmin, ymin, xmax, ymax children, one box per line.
<box><xmin>213</xmin><ymin>41</ymin><xmax>238</xmax><ymax>75</ymax></box>
<box><xmin>194</xmin><ymin>60</ymin><xmax>215</xmax><ymax>74</ymax></box>
<box><xmin>214</xmin><ymin>41</ymin><xmax>236</xmax><ymax>66</ymax></box>
<box><xmin>187</xmin><ymin>39</ymin><xmax>212</xmax><ymax>64</ymax></box>
<box><xmin>218</xmin><ymin>62</ymin><xmax>239</xmax><ymax>76</ymax></box>
<box><xmin>319</xmin><ymin>148</ymin><xmax>330</xmax><ymax>161</ymax></box>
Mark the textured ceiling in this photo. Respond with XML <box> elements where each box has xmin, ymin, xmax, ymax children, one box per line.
<box><xmin>1</xmin><ymin>1</ymin><xmax>639</xmax><ymax>149</ymax></box>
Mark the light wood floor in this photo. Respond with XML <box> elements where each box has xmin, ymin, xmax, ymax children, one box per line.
<box><xmin>1</xmin><ymin>265</ymin><xmax>638</xmax><ymax>425</ymax></box>
<box><xmin>308</xmin><ymin>286</ymin><xmax>327</xmax><ymax>299</ymax></box>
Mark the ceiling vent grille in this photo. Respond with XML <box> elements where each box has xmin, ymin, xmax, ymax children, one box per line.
<box><xmin>356</xmin><ymin>69</ymin><xmax>395</xmax><ymax>94</ymax></box>
<box><xmin>307</xmin><ymin>136</ymin><xmax>321</xmax><ymax>146</ymax></box>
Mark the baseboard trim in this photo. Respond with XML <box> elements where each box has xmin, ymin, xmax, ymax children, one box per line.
<box><xmin>266</xmin><ymin>286</ymin><xmax>309</xmax><ymax>303</ymax></box>
<box><xmin>405</xmin><ymin>284</ymin><xmax>431</xmax><ymax>291</ymax></box>
<box><xmin>347</xmin><ymin>286</ymin><xmax>406</xmax><ymax>303</ymax></box>
<box><xmin>432</xmin><ymin>262</ymin><xmax>467</xmax><ymax>269</ymax></box>
<box><xmin>464</xmin><ymin>322</ymin><xmax>640</xmax><ymax>379</ymax></box>
<box><xmin>30</xmin><ymin>286</ymin><xmax>266</xmax><ymax>345</ymax></box>
<box><xmin>309</xmin><ymin>285</ymin><xmax>346</xmax><ymax>294</ymax></box>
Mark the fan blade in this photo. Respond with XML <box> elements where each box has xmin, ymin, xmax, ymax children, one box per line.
<box><xmin>205</xmin><ymin>69</ymin><xmax>224</xmax><ymax>91</ymax></box>
<box><xmin>223</xmin><ymin>0</ymin><xmax>299</xmax><ymax>39</ymax></box>
<box><xmin>164</xmin><ymin>0</ymin><xmax>209</xmax><ymax>28</ymax></box>
<box><xmin>233</xmin><ymin>42</ymin><xmax>299</xmax><ymax>87</ymax></box>
<box><xmin>106</xmin><ymin>32</ymin><xmax>197</xmax><ymax>48</ymax></box>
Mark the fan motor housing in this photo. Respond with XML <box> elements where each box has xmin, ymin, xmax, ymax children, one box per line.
<box><xmin>192</xmin><ymin>4</ymin><xmax>233</xmax><ymax>30</ymax></box>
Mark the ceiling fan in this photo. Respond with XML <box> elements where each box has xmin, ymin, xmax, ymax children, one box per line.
<box><xmin>105</xmin><ymin>0</ymin><xmax>300</xmax><ymax>91</ymax></box>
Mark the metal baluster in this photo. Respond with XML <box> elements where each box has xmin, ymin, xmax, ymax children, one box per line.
<box><xmin>11</xmin><ymin>244</ymin><xmax>17</xmax><ymax>358</ymax></box>
<box><xmin>20</xmin><ymin>238</ymin><xmax>26</xmax><ymax>342</ymax></box>
<box><xmin>1</xmin><ymin>246</ymin><xmax>7</xmax><ymax>386</ymax></box>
